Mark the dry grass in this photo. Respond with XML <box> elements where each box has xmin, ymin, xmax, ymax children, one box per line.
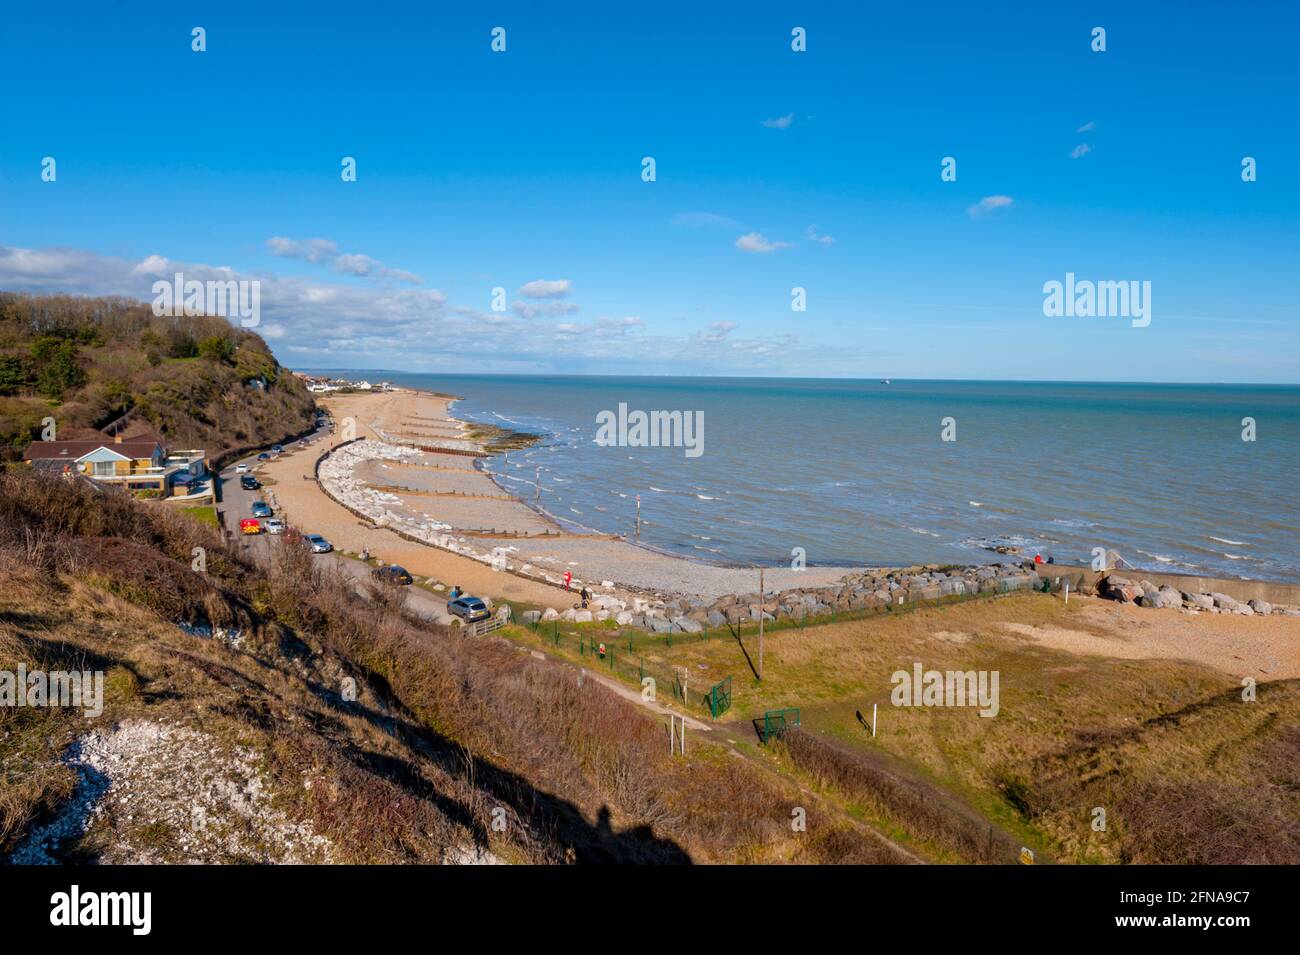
<box><xmin>511</xmin><ymin>589</ymin><xmax>1300</xmax><ymax>863</ymax></box>
<box><xmin>0</xmin><ymin>470</ymin><xmax>902</xmax><ymax>863</ymax></box>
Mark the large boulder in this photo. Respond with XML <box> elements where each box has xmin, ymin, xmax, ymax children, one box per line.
<box><xmin>1248</xmin><ymin>599</ymin><xmax>1273</xmax><ymax>616</ymax></box>
<box><xmin>521</xmin><ymin>610</ymin><xmax>542</xmax><ymax>626</ymax></box>
<box><xmin>1139</xmin><ymin>586</ymin><xmax>1181</xmax><ymax>610</ymax></box>
<box><xmin>1183</xmin><ymin>593</ymin><xmax>1214</xmax><ymax>610</ymax></box>
<box><xmin>573</xmin><ymin>610</ymin><xmax>593</xmax><ymax>623</ymax></box>
<box><xmin>541</xmin><ymin>607</ymin><xmax>560</xmax><ymax>621</ymax></box>
<box><xmin>1209</xmin><ymin>592</ymin><xmax>1241</xmax><ymax>611</ymax></box>
<box><xmin>649</xmin><ymin>616</ymin><xmax>673</xmax><ymax>634</ymax></box>
<box><xmin>1100</xmin><ymin>576</ymin><xmax>1140</xmax><ymax>603</ymax></box>
<box><xmin>672</xmin><ymin>616</ymin><xmax>703</xmax><ymax>634</ymax></box>
<box><xmin>707</xmin><ymin>610</ymin><xmax>728</xmax><ymax>628</ymax></box>
<box><xmin>615</xmin><ymin>610</ymin><xmax>634</xmax><ymax>626</ymax></box>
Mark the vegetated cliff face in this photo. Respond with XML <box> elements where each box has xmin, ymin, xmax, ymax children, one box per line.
<box><xmin>0</xmin><ymin>468</ymin><xmax>909</xmax><ymax>865</ymax></box>
<box><xmin>0</xmin><ymin>291</ymin><xmax>316</xmax><ymax>464</ymax></box>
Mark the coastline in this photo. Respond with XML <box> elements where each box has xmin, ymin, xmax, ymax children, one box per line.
<box><xmin>306</xmin><ymin>387</ymin><xmax>866</xmax><ymax>600</ymax></box>
<box><xmin>292</xmin><ymin>385</ymin><xmax>1300</xmax><ymax>611</ymax></box>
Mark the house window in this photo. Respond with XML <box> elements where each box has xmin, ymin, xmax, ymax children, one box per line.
<box><xmin>93</xmin><ymin>461</ymin><xmax>116</xmax><ymax>477</ymax></box>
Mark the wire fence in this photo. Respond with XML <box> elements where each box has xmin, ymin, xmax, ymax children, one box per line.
<box><xmin>498</xmin><ymin>576</ymin><xmax>1066</xmax><ymax>718</ymax></box>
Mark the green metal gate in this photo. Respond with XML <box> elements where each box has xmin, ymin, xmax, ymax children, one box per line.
<box><xmin>760</xmin><ymin>707</ymin><xmax>800</xmax><ymax>742</ymax></box>
<box><xmin>707</xmin><ymin>676</ymin><xmax>732</xmax><ymax>718</ymax></box>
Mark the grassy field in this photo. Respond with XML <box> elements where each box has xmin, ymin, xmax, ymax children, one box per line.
<box><xmin>497</xmin><ymin>592</ymin><xmax>1300</xmax><ymax>863</ymax></box>
<box><xmin>181</xmin><ymin>504</ymin><xmax>218</xmax><ymax>527</ymax></box>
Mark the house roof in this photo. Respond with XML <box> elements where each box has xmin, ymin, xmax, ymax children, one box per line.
<box><xmin>24</xmin><ymin>440</ymin><xmax>162</xmax><ymax>461</ymax></box>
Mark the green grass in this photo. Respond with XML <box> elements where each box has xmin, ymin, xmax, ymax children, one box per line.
<box><xmin>182</xmin><ymin>505</ymin><xmax>218</xmax><ymax>527</ymax></box>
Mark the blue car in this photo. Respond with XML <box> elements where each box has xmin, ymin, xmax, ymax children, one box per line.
<box><xmin>251</xmin><ymin>501</ymin><xmax>273</xmax><ymax>519</ymax></box>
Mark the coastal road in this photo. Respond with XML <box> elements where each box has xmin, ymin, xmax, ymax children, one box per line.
<box><xmin>216</xmin><ymin>430</ymin><xmax>456</xmax><ymax>624</ymax></box>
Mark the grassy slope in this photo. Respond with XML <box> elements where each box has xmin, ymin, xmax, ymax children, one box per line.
<box><xmin>494</xmin><ymin>595</ymin><xmax>1300</xmax><ymax>863</ymax></box>
<box><xmin>0</xmin><ymin>470</ymin><xmax>913</xmax><ymax>864</ymax></box>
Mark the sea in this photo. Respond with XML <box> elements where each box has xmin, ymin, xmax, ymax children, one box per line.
<box><xmin>323</xmin><ymin>374</ymin><xmax>1300</xmax><ymax>583</ymax></box>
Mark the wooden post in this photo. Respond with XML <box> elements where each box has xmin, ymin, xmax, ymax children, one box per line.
<box><xmin>758</xmin><ymin>566</ymin><xmax>765</xmax><ymax>681</ymax></box>
<box><xmin>635</xmin><ymin>494</ymin><xmax>641</xmax><ymax>537</ymax></box>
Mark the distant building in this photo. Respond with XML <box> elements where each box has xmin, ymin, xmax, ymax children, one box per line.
<box><xmin>23</xmin><ymin>435</ymin><xmax>208</xmax><ymax>496</ymax></box>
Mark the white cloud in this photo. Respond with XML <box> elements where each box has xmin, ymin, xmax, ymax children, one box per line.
<box><xmin>333</xmin><ymin>253</ymin><xmax>377</xmax><ymax>276</ymax></box>
<box><xmin>694</xmin><ymin>321</ymin><xmax>736</xmax><ymax>343</ymax></box>
<box><xmin>266</xmin><ymin>236</ymin><xmax>421</xmax><ymax>284</ymax></box>
<box><xmin>966</xmin><ymin>195</ymin><xmax>1014</xmax><ymax>218</ymax></box>
<box><xmin>1069</xmin><ymin>143</ymin><xmax>1094</xmax><ymax>159</ymax></box>
<box><xmin>518</xmin><ymin>278</ymin><xmax>572</xmax><ymax>299</ymax></box>
<box><xmin>735</xmin><ymin>232</ymin><xmax>793</xmax><ymax>253</ymax></box>
<box><xmin>1077</xmin><ymin>120</ymin><xmax>1096</xmax><ymax>133</ymax></box>
<box><xmin>762</xmin><ymin>113</ymin><xmax>795</xmax><ymax>129</ymax></box>
<box><xmin>267</xmin><ymin>237</ymin><xmax>338</xmax><ymax>263</ymax></box>
<box><xmin>512</xmin><ymin>300</ymin><xmax>579</xmax><ymax>319</ymax></box>
<box><xmin>806</xmin><ymin>225</ymin><xmax>834</xmax><ymax>246</ymax></box>
<box><xmin>0</xmin><ymin>242</ymin><xmax>838</xmax><ymax>374</ymax></box>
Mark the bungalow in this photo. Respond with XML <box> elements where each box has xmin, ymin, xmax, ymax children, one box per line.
<box><xmin>24</xmin><ymin>435</ymin><xmax>208</xmax><ymax>496</ymax></box>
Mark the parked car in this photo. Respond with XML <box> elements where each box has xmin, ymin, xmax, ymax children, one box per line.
<box><xmin>264</xmin><ymin>518</ymin><xmax>286</xmax><ymax>534</ymax></box>
<box><xmin>371</xmin><ymin>565</ymin><xmax>413</xmax><ymax>586</ymax></box>
<box><xmin>447</xmin><ymin>596</ymin><xmax>490</xmax><ymax>623</ymax></box>
<box><xmin>304</xmin><ymin>534</ymin><xmax>332</xmax><ymax>553</ymax></box>
<box><xmin>234</xmin><ymin>463</ymin><xmax>249</xmax><ymax>473</ymax></box>
<box><xmin>240</xmin><ymin>475</ymin><xmax>260</xmax><ymax>490</ymax></box>
<box><xmin>239</xmin><ymin>518</ymin><xmax>262</xmax><ymax>535</ymax></box>
<box><xmin>272</xmin><ymin>444</ymin><xmax>283</xmax><ymax>454</ymax></box>
<box><xmin>257</xmin><ymin>452</ymin><xmax>271</xmax><ymax>461</ymax></box>
<box><xmin>251</xmin><ymin>501</ymin><xmax>273</xmax><ymax>518</ymax></box>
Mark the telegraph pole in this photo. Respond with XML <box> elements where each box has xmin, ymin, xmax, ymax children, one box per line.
<box><xmin>758</xmin><ymin>565</ymin><xmax>765</xmax><ymax>681</ymax></box>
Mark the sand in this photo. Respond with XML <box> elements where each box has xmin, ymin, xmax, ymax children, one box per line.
<box><xmin>257</xmin><ymin>393</ymin><xmax>574</xmax><ymax>610</ymax></box>
<box><xmin>300</xmin><ymin>389</ymin><xmax>865</xmax><ymax>600</ymax></box>
<box><xmin>997</xmin><ymin>598</ymin><xmax>1300</xmax><ymax>679</ymax></box>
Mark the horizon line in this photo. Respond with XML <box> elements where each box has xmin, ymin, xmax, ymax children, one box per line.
<box><xmin>294</xmin><ymin>368</ymin><xmax>1300</xmax><ymax>388</ymax></box>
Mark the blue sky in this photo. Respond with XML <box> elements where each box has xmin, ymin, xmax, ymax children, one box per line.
<box><xmin>1</xmin><ymin>1</ymin><xmax>1297</xmax><ymax>381</ymax></box>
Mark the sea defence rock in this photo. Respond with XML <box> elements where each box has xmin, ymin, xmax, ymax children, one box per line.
<box><xmin>1097</xmin><ymin>577</ymin><xmax>1299</xmax><ymax>617</ymax></box>
<box><xmin>521</xmin><ymin>610</ymin><xmax>542</xmax><ymax>626</ymax></box>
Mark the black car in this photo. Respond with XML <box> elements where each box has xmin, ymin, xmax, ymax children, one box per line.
<box><xmin>240</xmin><ymin>475</ymin><xmax>261</xmax><ymax>490</ymax></box>
<box><xmin>371</xmin><ymin>565</ymin><xmax>413</xmax><ymax>586</ymax></box>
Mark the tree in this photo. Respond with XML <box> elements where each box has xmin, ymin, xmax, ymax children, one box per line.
<box><xmin>0</xmin><ymin>355</ymin><xmax>28</xmax><ymax>395</ymax></box>
<box><xmin>197</xmin><ymin>336</ymin><xmax>236</xmax><ymax>363</ymax></box>
<box><xmin>33</xmin><ymin>340</ymin><xmax>85</xmax><ymax>400</ymax></box>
